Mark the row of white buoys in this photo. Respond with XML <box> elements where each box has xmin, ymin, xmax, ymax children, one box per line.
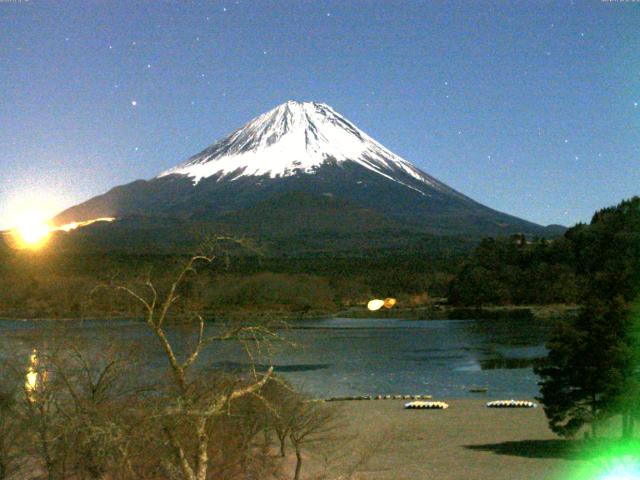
<box><xmin>404</xmin><ymin>401</ymin><xmax>449</xmax><ymax>409</ymax></box>
<box><xmin>387</xmin><ymin>394</ymin><xmax>432</xmax><ymax>400</ymax></box>
<box><xmin>486</xmin><ymin>400</ymin><xmax>537</xmax><ymax>408</ymax></box>
<box><xmin>325</xmin><ymin>396</ymin><xmax>372</xmax><ymax>401</ymax></box>
<box><xmin>325</xmin><ymin>394</ymin><xmax>432</xmax><ymax>402</ymax></box>
<box><xmin>404</xmin><ymin>399</ymin><xmax>538</xmax><ymax>410</ymax></box>
<box><xmin>324</xmin><ymin>396</ymin><xmax>536</xmax><ymax>409</ymax></box>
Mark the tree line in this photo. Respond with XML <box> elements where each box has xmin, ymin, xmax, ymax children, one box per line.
<box><xmin>447</xmin><ymin>234</ymin><xmax>580</xmax><ymax>306</ymax></box>
<box><xmin>534</xmin><ymin>197</ymin><xmax>640</xmax><ymax>438</ymax></box>
<box><xmin>447</xmin><ymin>198</ymin><xmax>638</xmax><ymax>307</ymax></box>
<box><xmin>0</xmin><ymin>237</ymin><xmax>468</xmax><ymax>319</ymax></box>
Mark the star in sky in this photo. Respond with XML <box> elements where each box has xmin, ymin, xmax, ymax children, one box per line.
<box><xmin>3</xmin><ymin>0</ymin><xmax>637</xmax><ymax>229</ymax></box>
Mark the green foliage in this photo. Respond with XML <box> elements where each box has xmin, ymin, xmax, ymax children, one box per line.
<box><xmin>448</xmin><ymin>235</ymin><xmax>578</xmax><ymax>306</ymax></box>
<box><xmin>449</xmin><ymin>197</ymin><xmax>640</xmax><ymax>306</ymax></box>
<box><xmin>568</xmin><ymin>197</ymin><xmax>640</xmax><ymax>303</ymax></box>
<box><xmin>535</xmin><ymin>298</ymin><xmax>634</xmax><ymax>437</ymax></box>
<box><xmin>534</xmin><ymin>197</ymin><xmax>640</xmax><ymax>438</ymax></box>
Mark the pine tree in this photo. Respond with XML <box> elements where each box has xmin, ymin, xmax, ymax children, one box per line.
<box><xmin>536</xmin><ymin>197</ymin><xmax>640</xmax><ymax>438</ymax></box>
<box><xmin>535</xmin><ymin>297</ymin><xmax>633</xmax><ymax>437</ymax></box>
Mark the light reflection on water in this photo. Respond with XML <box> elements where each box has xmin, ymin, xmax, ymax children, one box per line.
<box><xmin>0</xmin><ymin>317</ymin><xmax>550</xmax><ymax>399</ymax></box>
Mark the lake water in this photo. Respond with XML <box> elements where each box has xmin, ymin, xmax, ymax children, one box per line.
<box><xmin>0</xmin><ymin>317</ymin><xmax>550</xmax><ymax>399</ymax></box>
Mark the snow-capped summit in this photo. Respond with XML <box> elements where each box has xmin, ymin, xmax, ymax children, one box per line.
<box><xmin>53</xmin><ymin>101</ymin><xmax>562</xmax><ymax>244</ymax></box>
<box><xmin>159</xmin><ymin>101</ymin><xmax>448</xmax><ymax>195</ymax></box>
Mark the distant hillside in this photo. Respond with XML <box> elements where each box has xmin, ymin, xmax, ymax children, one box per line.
<box><xmin>448</xmin><ymin>196</ymin><xmax>640</xmax><ymax>306</ymax></box>
<box><xmin>52</xmin><ymin>101</ymin><xmax>564</xmax><ymax>254</ymax></box>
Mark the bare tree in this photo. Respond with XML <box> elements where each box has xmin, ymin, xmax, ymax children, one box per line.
<box><xmin>260</xmin><ymin>377</ymin><xmax>299</xmax><ymax>458</ymax></box>
<box><xmin>288</xmin><ymin>399</ymin><xmax>338</xmax><ymax>480</ymax></box>
<box><xmin>16</xmin><ymin>338</ymin><xmax>144</xmax><ymax>480</ymax></box>
<box><xmin>23</xmin><ymin>346</ymin><xmax>69</xmax><ymax>480</ymax></box>
<box><xmin>109</xmin><ymin>243</ymin><xmax>279</xmax><ymax>480</ymax></box>
<box><xmin>0</xmin><ymin>366</ymin><xmax>22</xmax><ymax>480</ymax></box>
<box><xmin>51</xmin><ymin>345</ymin><xmax>144</xmax><ymax>480</ymax></box>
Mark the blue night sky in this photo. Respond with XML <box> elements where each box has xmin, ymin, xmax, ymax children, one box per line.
<box><xmin>1</xmin><ymin>0</ymin><xmax>638</xmax><ymax>229</ymax></box>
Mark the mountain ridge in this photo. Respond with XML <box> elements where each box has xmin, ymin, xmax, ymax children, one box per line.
<box><xmin>53</xmin><ymin>101</ymin><xmax>564</xmax><ymax>251</ymax></box>
<box><xmin>158</xmin><ymin>100</ymin><xmax>455</xmax><ymax>196</ymax></box>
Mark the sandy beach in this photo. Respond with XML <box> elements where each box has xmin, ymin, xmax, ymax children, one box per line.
<box><xmin>299</xmin><ymin>399</ymin><xmax>582</xmax><ymax>480</ymax></box>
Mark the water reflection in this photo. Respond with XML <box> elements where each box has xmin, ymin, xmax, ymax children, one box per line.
<box><xmin>479</xmin><ymin>357</ymin><xmax>544</xmax><ymax>370</ymax></box>
<box><xmin>210</xmin><ymin>361</ymin><xmax>331</xmax><ymax>373</ymax></box>
<box><xmin>25</xmin><ymin>348</ymin><xmax>39</xmax><ymax>400</ymax></box>
<box><xmin>0</xmin><ymin>317</ymin><xmax>550</xmax><ymax>399</ymax></box>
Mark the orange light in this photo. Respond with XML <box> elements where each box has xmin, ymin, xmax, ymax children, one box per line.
<box><xmin>9</xmin><ymin>215</ymin><xmax>51</xmax><ymax>249</ymax></box>
<box><xmin>383</xmin><ymin>298</ymin><xmax>397</xmax><ymax>309</ymax></box>
<box><xmin>4</xmin><ymin>215</ymin><xmax>116</xmax><ymax>250</ymax></box>
<box><xmin>57</xmin><ymin>217</ymin><xmax>115</xmax><ymax>232</ymax></box>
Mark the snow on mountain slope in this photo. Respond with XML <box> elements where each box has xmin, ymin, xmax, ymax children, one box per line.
<box><xmin>159</xmin><ymin>101</ymin><xmax>451</xmax><ymax>196</ymax></box>
<box><xmin>52</xmin><ymin>100</ymin><xmax>561</xmax><ymax>242</ymax></box>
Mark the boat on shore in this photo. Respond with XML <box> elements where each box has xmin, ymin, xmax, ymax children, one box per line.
<box><xmin>469</xmin><ymin>387</ymin><xmax>488</xmax><ymax>393</ymax></box>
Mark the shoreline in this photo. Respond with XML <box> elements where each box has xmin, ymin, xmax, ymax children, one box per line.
<box><xmin>0</xmin><ymin>303</ymin><xmax>579</xmax><ymax>322</ymax></box>
<box><xmin>305</xmin><ymin>398</ymin><xmax>581</xmax><ymax>480</ymax></box>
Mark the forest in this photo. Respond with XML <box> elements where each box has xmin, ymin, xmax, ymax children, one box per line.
<box><xmin>448</xmin><ymin>196</ymin><xmax>640</xmax><ymax>307</ymax></box>
<box><xmin>0</xmin><ymin>197</ymin><xmax>638</xmax><ymax>319</ymax></box>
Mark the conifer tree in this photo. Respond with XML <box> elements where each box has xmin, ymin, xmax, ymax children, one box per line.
<box><xmin>535</xmin><ymin>297</ymin><xmax>632</xmax><ymax>437</ymax></box>
<box><xmin>536</xmin><ymin>197</ymin><xmax>640</xmax><ymax>438</ymax></box>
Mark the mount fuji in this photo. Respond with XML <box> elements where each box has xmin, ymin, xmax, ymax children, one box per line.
<box><xmin>159</xmin><ymin>100</ymin><xmax>455</xmax><ymax>196</ymax></box>
<box><xmin>53</xmin><ymin>101</ymin><xmax>562</xmax><ymax>252</ymax></box>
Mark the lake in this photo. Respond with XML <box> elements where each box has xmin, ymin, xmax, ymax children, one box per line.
<box><xmin>0</xmin><ymin>317</ymin><xmax>551</xmax><ymax>399</ymax></box>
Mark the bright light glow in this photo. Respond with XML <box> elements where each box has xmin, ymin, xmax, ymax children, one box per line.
<box><xmin>57</xmin><ymin>217</ymin><xmax>115</xmax><ymax>232</ymax></box>
<box><xmin>25</xmin><ymin>370</ymin><xmax>38</xmax><ymax>392</ymax></box>
<box><xmin>598</xmin><ymin>457</ymin><xmax>640</xmax><ymax>480</ymax></box>
<box><xmin>367</xmin><ymin>299</ymin><xmax>385</xmax><ymax>311</ymax></box>
<box><xmin>383</xmin><ymin>297</ymin><xmax>397</xmax><ymax>309</ymax></box>
<box><xmin>4</xmin><ymin>215</ymin><xmax>115</xmax><ymax>250</ymax></box>
<box><xmin>25</xmin><ymin>349</ymin><xmax>39</xmax><ymax>401</ymax></box>
<box><xmin>11</xmin><ymin>214</ymin><xmax>51</xmax><ymax>249</ymax></box>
